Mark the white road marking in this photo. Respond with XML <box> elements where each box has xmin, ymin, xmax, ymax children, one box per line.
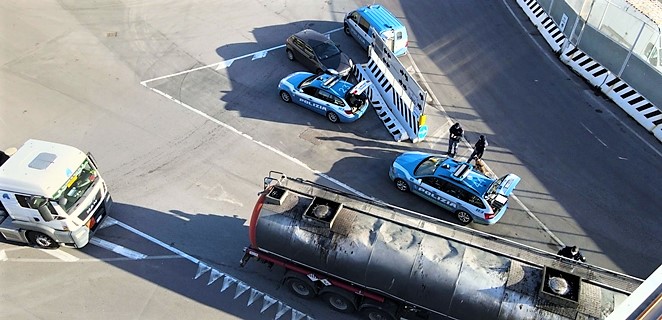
<box><xmin>581</xmin><ymin>122</ymin><xmax>608</xmax><ymax>147</ymax></box>
<box><xmin>0</xmin><ymin>255</ymin><xmax>182</xmax><ymax>263</ymax></box>
<box><xmin>251</xmin><ymin>50</ymin><xmax>268</xmax><ymax>60</ymax></box>
<box><xmin>582</xmin><ymin>91</ymin><xmax>662</xmax><ymax>157</ymax></box>
<box><xmin>502</xmin><ymin>0</ymin><xmax>661</xmax><ymax>158</ymax></box>
<box><xmin>104</xmin><ymin>216</ymin><xmax>311</xmax><ymax>319</ymax></box>
<box><xmin>404</xmin><ymin>34</ymin><xmax>564</xmax><ymax>246</ymax></box>
<box><xmin>39</xmin><ymin>248</ymin><xmax>79</xmax><ymax>262</ymax></box>
<box><xmin>140</xmin><ymin>24</ymin><xmax>562</xmax><ymax>249</ymax></box>
<box><xmin>215</xmin><ymin>60</ymin><xmax>234</xmax><ymax>70</ymax></box>
<box><xmin>141</xmin><ymin>84</ymin><xmax>370</xmax><ymax>199</ymax></box>
<box><xmin>0</xmin><ymin>250</ymin><xmax>7</xmax><ymax>261</ymax></box>
<box><xmin>88</xmin><ymin>237</ymin><xmax>147</xmax><ymax>260</ymax></box>
<box><xmin>142</xmin><ymin>27</ymin><xmax>343</xmax><ymax>84</ymax></box>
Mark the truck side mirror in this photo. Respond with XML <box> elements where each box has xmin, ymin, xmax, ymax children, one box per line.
<box><xmin>38</xmin><ymin>204</ymin><xmax>54</xmax><ymax>222</ymax></box>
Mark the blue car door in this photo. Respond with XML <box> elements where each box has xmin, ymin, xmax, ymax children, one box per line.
<box><xmin>412</xmin><ymin>177</ymin><xmax>456</xmax><ymax>211</ymax></box>
<box><xmin>297</xmin><ymin>87</ymin><xmax>329</xmax><ymax>116</ymax></box>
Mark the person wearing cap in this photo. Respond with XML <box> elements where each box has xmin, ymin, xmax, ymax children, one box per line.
<box><xmin>469</xmin><ymin>135</ymin><xmax>488</xmax><ymax>163</ymax></box>
<box><xmin>557</xmin><ymin>245</ymin><xmax>586</xmax><ymax>262</ymax></box>
<box><xmin>447</xmin><ymin>122</ymin><xmax>463</xmax><ymax>158</ymax></box>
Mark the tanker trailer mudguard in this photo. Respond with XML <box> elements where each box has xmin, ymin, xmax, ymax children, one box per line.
<box><xmin>240</xmin><ymin>172</ymin><xmax>642</xmax><ymax>320</ymax></box>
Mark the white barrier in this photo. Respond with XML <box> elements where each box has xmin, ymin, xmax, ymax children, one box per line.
<box><xmin>654</xmin><ymin>124</ymin><xmax>662</xmax><ymax>142</ymax></box>
<box><xmin>537</xmin><ymin>15</ymin><xmax>566</xmax><ymax>53</ymax></box>
<box><xmin>354</xmin><ymin>40</ymin><xmax>424</xmax><ymax>142</ymax></box>
<box><xmin>518</xmin><ymin>0</ymin><xmax>546</xmax><ymax>25</ymax></box>
<box><xmin>600</xmin><ymin>74</ymin><xmax>662</xmax><ymax>132</ymax></box>
<box><xmin>516</xmin><ymin>0</ymin><xmax>662</xmax><ymax>143</ymax></box>
<box><xmin>371</xmin><ymin>32</ymin><xmax>427</xmax><ymax>115</ymax></box>
<box><xmin>353</xmin><ymin>64</ymin><xmax>409</xmax><ymax>142</ymax></box>
<box><xmin>560</xmin><ymin>44</ymin><xmax>609</xmax><ymax>87</ymax></box>
<box><xmin>517</xmin><ymin>0</ymin><xmax>566</xmax><ymax>53</ymax></box>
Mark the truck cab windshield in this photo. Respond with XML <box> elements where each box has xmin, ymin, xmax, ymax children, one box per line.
<box><xmin>52</xmin><ymin>159</ymin><xmax>97</xmax><ymax>213</ymax></box>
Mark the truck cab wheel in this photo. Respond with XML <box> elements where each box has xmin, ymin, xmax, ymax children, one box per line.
<box><xmin>27</xmin><ymin>232</ymin><xmax>59</xmax><ymax>249</ymax></box>
<box><xmin>284</xmin><ymin>277</ymin><xmax>316</xmax><ymax>299</ymax></box>
<box><xmin>361</xmin><ymin>307</ymin><xmax>396</xmax><ymax>320</ymax></box>
<box><xmin>323</xmin><ymin>292</ymin><xmax>356</xmax><ymax>313</ymax></box>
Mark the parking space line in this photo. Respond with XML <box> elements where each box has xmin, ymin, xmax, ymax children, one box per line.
<box><xmin>108</xmin><ymin>217</ymin><xmax>312</xmax><ymax>319</ymax></box>
<box><xmin>39</xmin><ymin>248</ymin><xmax>79</xmax><ymax>262</ymax></box>
<box><xmin>141</xmin><ymin>27</ymin><xmax>343</xmax><ymax>84</ymax></box>
<box><xmin>138</xmin><ymin>24</ymin><xmax>561</xmax><ymax>251</ymax></box>
<box><xmin>0</xmin><ymin>250</ymin><xmax>6</xmax><ymax>261</ymax></box>
<box><xmin>140</xmin><ymin>84</ymin><xmax>370</xmax><ymax>199</ymax></box>
<box><xmin>89</xmin><ymin>237</ymin><xmax>148</xmax><ymax>260</ymax></box>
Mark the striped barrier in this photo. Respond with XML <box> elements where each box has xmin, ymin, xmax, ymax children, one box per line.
<box><xmin>517</xmin><ymin>0</ymin><xmax>566</xmax><ymax>53</ymax></box>
<box><xmin>354</xmin><ymin>45</ymin><xmax>423</xmax><ymax>142</ymax></box>
<box><xmin>600</xmin><ymin>75</ymin><xmax>662</xmax><ymax>132</ymax></box>
<box><xmin>371</xmin><ymin>32</ymin><xmax>427</xmax><ymax>116</ymax></box>
<box><xmin>537</xmin><ymin>15</ymin><xmax>566</xmax><ymax>53</ymax></box>
<box><xmin>516</xmin><ymin>0</ymin><xmax>662</xmax><ymax>142</ymax></box>
<box><xmin>518</xmin><ymin>0</ymin><xmax>547</xmax><ymax>25</ymax></box>
<box><xmin>560</xmin><ymin>44</ymin><xmax>610</xmax><ymax>88</ymax></box>
<box><xmin>654</xmin><ymin>124</ymin><xmax>662</xmax><ymax>142</ymax></box>
<box><xmin>353</xmin><ymin>64</ymin><xmax>409</xmax><ymax>142</ymax></box>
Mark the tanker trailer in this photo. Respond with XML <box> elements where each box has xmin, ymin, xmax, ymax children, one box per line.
<box><xmin>241</xmin><ymin>171</ymin><xmax>642</xmax><ymax>320</ymax></box>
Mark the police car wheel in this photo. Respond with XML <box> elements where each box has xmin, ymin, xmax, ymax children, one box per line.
<box><xmin>286</xmin><ymin>49</ymin><xmax>295</xmax><ymax>61</ymax></box>
<box><xmin>279</xmin><ymin>91</ymin><xmax>292</xmax><ymax>103</ymax></box>
<box><xmin>456</xmin><ymin>211</ymin><xmax>473</xmax><ymax>225</ymax></box>
<box><xmin>343</xmin><ymin>25</ymin><xmax>351</xmax><ymax>35</ymax></box>
<box><xmin>326</xmin><ymin>112</ymin><xmax>339</xmax><ymax>123</ymax></box>
<box><xmin>394</xmin><ymin>179</ymin><xmax>409</xmax><ymax>192</ymax></box>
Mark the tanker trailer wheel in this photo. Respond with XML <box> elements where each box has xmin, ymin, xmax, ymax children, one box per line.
<box><xmin>322</xmin><ymin>291</ymin><xmax>357</xmax><ymax>313</ymax></box>
<box><xmin>455</xmin><ymin>210</ymin><xmax>473</xmax><ymax>225</ymax></box>
<box><xmin>361</xmin><ymin>307</ymin><xmax>396</xmax><ymax>320</ymax></box>
<box><xmin>27</xmin><ymin>232</ymin><xmax>59</xmax><ymax>249</ymax></box>
<box><xmin>394</xmin><ymin>179</ymin><xmax>409</xmax><ymax>192</ymax></box>
<box><xmin>284</xmin><ymin>277</ymin><xmax>316</xmax><ymax>299</ymax></box>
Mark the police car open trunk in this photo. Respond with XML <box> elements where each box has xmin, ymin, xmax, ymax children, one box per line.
<box><xmin>485</xmin><ymin>173</ymin><xmax>520</xmax><ymax>213</ymax></box>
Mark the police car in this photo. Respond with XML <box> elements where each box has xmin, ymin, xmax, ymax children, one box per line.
<box><xmin>278</xmin><ymin>72</ymin><xmax>370</xmax><ymax>123</ymax></box>
<box><xmin>389</xmin><ymin>151</ymin><xmax>521</xmax><ymax>225</ymax></box>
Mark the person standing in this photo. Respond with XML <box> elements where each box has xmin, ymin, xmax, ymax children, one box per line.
<box><xmin>469</xmin><ymin>135</ymin><xmax>488</xmax><ymax>163</ymax></box>
<box><xmin>557</xmin><ymin>245</ymin><xmax>586</xmax><ymax>262</ymax></box>
<box><xmin>447</xmin><ymin>122</ymin><xmax>463</xmax><ymax>157</ymax></box>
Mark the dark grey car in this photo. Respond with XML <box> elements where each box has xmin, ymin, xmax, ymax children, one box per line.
<box><xmin>285</xmin><ymin>29</ymin><xmax>353</xmax><ymax>76</ymax></box>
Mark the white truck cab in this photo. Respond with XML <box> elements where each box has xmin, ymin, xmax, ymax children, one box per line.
<box><xmin>0</xmin><ymin>139</ymin><xmax>112</xmax><ymax>248</ymax></box>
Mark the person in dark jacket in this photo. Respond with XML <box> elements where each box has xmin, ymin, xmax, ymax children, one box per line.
<box><xmin>557</xmin><ymin>245</ymin><xmax>586</xmax><ymax>262</ymax></box>
<box><xmin>469</xmin><ymin>135</ymin><xmax>488</xmax><ymax>163</ymax></box>
<box><xmin>447</xmin><ymin>122</ymin><xmax>463</xmax><ymax>157</ymax></box>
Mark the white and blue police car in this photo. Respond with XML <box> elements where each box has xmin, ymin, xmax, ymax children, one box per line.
<box><xmin>278</xmin><ymin>71</ymin><xmax>370</xmax><ymax>123</ymax></box>
<box><xmin>389</xmin><ymin>151</ymin><xmax>521</xmax><ymax>225</ymax></box>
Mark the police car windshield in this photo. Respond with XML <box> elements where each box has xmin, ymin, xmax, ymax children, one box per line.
<box><xmin>414</xmin><ymin>156</ymin><xmax>444</xmax><ymax>176</ymax></box>
<box><xmin>313</xmin><ymin>42</ymin><xmax>340</xmax><ymax>60</ymax></box>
